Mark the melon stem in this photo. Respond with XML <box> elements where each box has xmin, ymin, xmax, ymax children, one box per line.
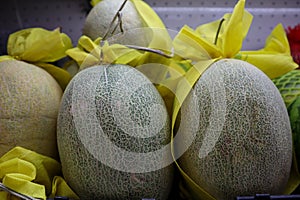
<box><xmin>214</xmin><ymin>18</ymin><xmax>225</xmax><ymax>45</ymax></box>
<box><xmin>125</xmin><ymin>45</ymin><xmax>174</xmax><ymax>58</ymax></box>
<box><xmin>102</xmin><ymin>0</ymin><xmax>128</xmax><ymax>41</ymax></box>
<box><xmin>111</xmin><ymin>12</ymin><xmax>124</xmax><ymax>35</ymax></box>
<box><xmin>99</xmin><ymin>0</ymin><xmax>173</xmax><ymax>62</ymax></box>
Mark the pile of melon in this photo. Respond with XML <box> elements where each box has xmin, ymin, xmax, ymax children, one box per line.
<box><xmin>0</xmin><ymin>0</ymin><xmax>299</xmax><ymax>200</ymax></box>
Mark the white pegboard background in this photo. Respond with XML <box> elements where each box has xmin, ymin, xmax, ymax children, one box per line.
<box><xmin>0</xmin><ymin>0</ymin><xmax>300</xmax><ymax>54</ymax></box>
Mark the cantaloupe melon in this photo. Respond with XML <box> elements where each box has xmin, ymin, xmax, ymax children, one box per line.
<box><xmin>176</xmin><ymin>59</ymin><xmax>292</xmax><ymax>200</ymax></box>
<box><xmin>83</xmin><ymin>0</ymin><xmax>145</xmax><ymax>43</ymax></box>
<box><xmin>57</xmin><ymin>64</ymin><xmax>174</xmax><ymax>200</ymax></box>
<box><xmin>0</xmin><ymin>60</ymin><xmax>62</xmax><ymax>160</ymax></box>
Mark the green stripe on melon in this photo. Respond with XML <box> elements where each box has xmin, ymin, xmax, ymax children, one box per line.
<box><xmin>177</xmin><ymin>59</ymin><xmax>292</xmax><ymax>200</ymax></box>
<box><xmin>57</xmin><ymin>64</ymin><xmax>174</xmax><ymax>200</ymax></box>
<box><xmin>0</xmin><ymin>60</ymin><xmax>62</xmax><ymax>159</ymax></box>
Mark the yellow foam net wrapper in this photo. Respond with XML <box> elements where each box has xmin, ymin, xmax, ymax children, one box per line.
<box><xmin>0</xmin><ymin>27</ymin><xmax>73</xmax><ymax>90</ymax></box>
<box><xmin>0</xmin><ymin>146</ymin><xmax>79</xmax><ymax>200</ymax></box>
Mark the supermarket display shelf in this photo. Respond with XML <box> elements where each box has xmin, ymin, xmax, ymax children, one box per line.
<box><xmin>0</xmin><ymin>0</ymin><xmax>300</xmax><ymax>200</ymax></box>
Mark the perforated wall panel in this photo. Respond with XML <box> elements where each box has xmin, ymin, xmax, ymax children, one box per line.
<box><xmin>0</xmin><ymin>0</ymin><xmax>91</xmax><ymax>54</ymax></box>
<box><xmin>0</xmin><ymin>0</ymin><xmax>299</xmax><ymax>54</ymax></box>
<box><xmin>150</xmin><ymin>0</ymin><xmax>300</xmax><ymax>50</ymax></box>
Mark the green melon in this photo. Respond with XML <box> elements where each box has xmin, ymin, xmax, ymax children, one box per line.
<box><xmin>272</xmin><ymin>70</ymin><xmax>300</xmax><ymax>108</ymax></box>
<box><xmin>57</xmin><ymin>64</ymin><xmax>174</xmax><ymax>200</ymax></box>
<box><xmin>83</xmin><ymin>0</ymin><xmax>145</xmax><ymax>44</ymax></box>
<box><xmin>288</xmin><ymin>96</ymin><xmax>300</xmax><ymax>172</ymax></box>
<box><xmin>273</xmin><ymin>70</ymin><xmax>300</xmax><ymax>172</ymax></box>
<box><xmin>176</xmin><ymin>59</ymin><xmax>293</xmax><ymax>200</ymax></box>
<box><xmin>0</xmin><ymin>60</ymin><xmax>62</xmax><ymax>160</ymax></box>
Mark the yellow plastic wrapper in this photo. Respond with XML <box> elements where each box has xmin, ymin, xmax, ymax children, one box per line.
<box><xmin>82</xmin><ymin>0</ymin><xmax>174</xmax><ymax>69</ymax></box>
<box><xmin>67</xmin><ymin>33</ymin><xmax>191</xmax><ymax>117</ymax></box>
<box><xmin>49</xmin><ymin>176</ymin><xmax>80</xmax><ymax>199</ymax></box>
<box><xmin>235</xmin><ymin>23</ymin><xmax>298</xmax><ymax>79</ymax></box>
<box><xmin>6</xmin><ymin>27</ymin><xmax>71</xmax><ymax>62</ymax></box>
<box><xmin>170</xmin><ymin>0</ymin><xmax>299</xmax><ymax>199</ymax></box>
<box><xmin>0</xmin><ymin>27</ymin><xmax>73</xmax><ymax>90</ymax></box>
<box><xmin>70</xmin><ymin>0</ymin><xmax>172</xmax><ymax>68</ymax></box>
<box><xmin>67</xmin><ymin>0</ymin><xmax>189</xmax><ymax>113</ymax></box>
<box><xmin>66</xmin><ymin>35</ymin><xmax>142</xmax><ymax>70</ymax></box>
<box><xmin>0</xmin><ymin>146</ymin><xmax>79</xmax><ymax>200</ymax></box>
<box><xmin>68</xmin><ymin>0</ymin><xmax>188</xmax><ymax>115</ymax></box>
<box><xmin>66</xmin><ymin>31</ymin><xmax>193</xmax><ymax>117</ymax></box>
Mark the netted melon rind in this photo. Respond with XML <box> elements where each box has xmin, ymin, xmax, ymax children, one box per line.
<box><xmin>57</xmin><ymin>64</ymin><xmax>173</xmax><ymax>200</ymax></box>
<box><xmin>178</xmin><ymin>59</ymin><xmax>292</xmax><ymax>200</ymax></box>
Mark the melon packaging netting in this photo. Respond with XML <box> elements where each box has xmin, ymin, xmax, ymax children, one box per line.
<box><xmin>273</xmin><ymin>70</ymin><xmax>300</xmax><ymax>108</ymax></box>
<box><xmin>273</xmin><ymin>70</ymin><xmax>300</xmax><ymax>194</ymax></box>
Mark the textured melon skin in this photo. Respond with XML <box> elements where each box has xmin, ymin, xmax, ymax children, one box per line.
<box><xmin>177</xmin><ymin>59</ymin><xmax>292</xmax><ymax>200</ymax></box>
<box><xmin>83</xmin><ymin>0</ymin><xmax>144</xmax><ymax>43</ymax></box>
<box><xmin>0</xmin><ymin>60</ymin><xmax>62</xmax><ymax>159</ymax></box>
<box><xmin>57</xmin><ymin>64</ymin><xmax>173</xmax><ymax>200</ymax></box>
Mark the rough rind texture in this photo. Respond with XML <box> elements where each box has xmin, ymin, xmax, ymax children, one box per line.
<box><xmin>83</xmin><ymin>0</ymin><xmax>144</xmax><ymax>44</ymax></box>
<box><xmin>177</xmin><ymin>59</ymin><xmax>292</xmax><ymax>200</ymax></box>
<box><xmin>0</xmin><ymin>60</ymin><xmax>62</xmax><ymax>159</ymax></box>
<box><xmin>57</xmin><ymin>64</ymin><xmax>173</xmax><ymax>200</ymax></box>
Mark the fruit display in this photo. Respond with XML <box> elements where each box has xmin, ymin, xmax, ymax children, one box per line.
<box><xmin>0</xmin><ymin>0</ymin><xmax>299</xmax><ymax>199</ymax></box>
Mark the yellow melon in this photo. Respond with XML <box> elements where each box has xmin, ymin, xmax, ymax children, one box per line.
<box><xmin>0</xmin><ymin>60</ymin><xmax>62</xmax><ymax>160</ymax></box>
